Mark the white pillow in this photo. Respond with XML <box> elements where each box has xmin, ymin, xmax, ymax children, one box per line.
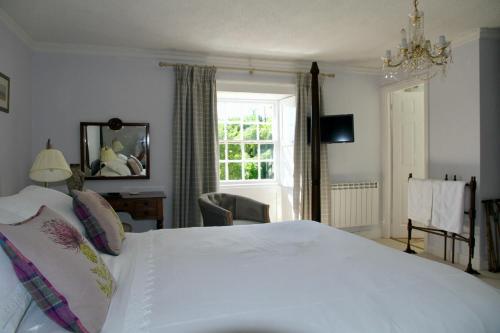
<box><xmin>105</xmin><ymin>159</ymin><xmax>132</xmax><ymax>176</ymax></box>
<box><xmin>0</xmin><ymin>186</ymin><xmax>85</xmax><ymax>234</ymax></box>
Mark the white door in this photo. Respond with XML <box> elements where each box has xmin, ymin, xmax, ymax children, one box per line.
<box><xmin>391</xmin><ymin>85</ymin><xmax>425</xmax><ymax>238</ymax></box>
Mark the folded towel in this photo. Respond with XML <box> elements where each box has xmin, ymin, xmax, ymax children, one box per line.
<box><xmin>431</xmin><ymin>180</ymin><xmax>466</xmax><ymax>234</ymax></box>
<box><xmin>407</xmin><ymin>178</ymin><xmax>432</xmax><ymax>225</ymax></box>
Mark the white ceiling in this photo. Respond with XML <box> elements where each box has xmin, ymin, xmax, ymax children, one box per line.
<box><xmin>1</xmin><ymin>0</ymin><xmax>499</xmax><ymax>68</ymax></box>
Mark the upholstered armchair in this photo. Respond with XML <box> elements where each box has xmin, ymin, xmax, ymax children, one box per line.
<box><xmin>198</xmin><ymin>193</ymin><xmax>270</xmax><ymax>227</ymax></box>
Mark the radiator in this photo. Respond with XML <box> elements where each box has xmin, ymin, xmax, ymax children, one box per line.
<box><xmin>331</xmin><ymin>181</ymin><xmax>379</xmax><ymax>228</ymax></box>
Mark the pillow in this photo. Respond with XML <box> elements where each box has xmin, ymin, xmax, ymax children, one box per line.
<box><xmin>0</xmin><ymin>234</ymin><xmax>32</xmax><ymax>333</ymax></box>
<box><xmin>127</xmin><ymin>157</ymin><xmax>141</xmax><ymax>175</ymax></box>
<box><xmin>0</xmin><ymin>206</ymin><xmax>115</xmax><ymax>333</ymax></box>
<box><xmin>104</xmin><ymin>159</ymin><xmax>131</xmax><ymax>176</ymax></box>
<box><xmin>129</xmin><ymin>155</ymin><xmax>144</xmax><ymax>172</ymax></box>
<box><xmin>0</xmin><ymin>185</ymin><xmax>85</xmax><ymax>235</ymax></box>
<box><xmin>72</xmin><ymin>190</ymin><xmax>125</xmax><ymax>255</ymax></box>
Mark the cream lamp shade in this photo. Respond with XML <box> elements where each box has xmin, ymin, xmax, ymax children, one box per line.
<box><xmin>111</xmin><ymin>139</ymin><xmax>124</xmax><ymax>153</ymax></box>
<box><xmin>30</xmin><ymin>139</ymin><xmax>72</xmax><ymax>184</ymax></box>
<box><xmin>100</xmin><ymin>146</ymin><xmax>118</xmax><ymax>162</ymax></box>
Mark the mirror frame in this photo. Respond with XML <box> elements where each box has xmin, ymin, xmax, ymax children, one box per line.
<box><xmin>80</xmin><ymin>120</ymin><xmax>150</xmax><ymax>180</ymax></box>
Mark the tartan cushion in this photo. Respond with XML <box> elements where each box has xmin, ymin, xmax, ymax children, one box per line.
<box><xmin>0</xmin><ymin>206</ymin><xmax>115</xmax><ymax>333</ymax></box>
<box><xmin>72</xmin><ymin>190</ymin><xmax>125</xmax><ymax>255</ymax></box>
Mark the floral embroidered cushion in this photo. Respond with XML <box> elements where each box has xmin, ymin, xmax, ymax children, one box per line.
<box><xmin>0</xmin><ymin>206</ymin><xmax>115</xmax><ymax>333</ymax></box>
<box><xmin>72</xmin><ymin>190</ymin><xmax>125</xmax><ymax>255</ymax></box>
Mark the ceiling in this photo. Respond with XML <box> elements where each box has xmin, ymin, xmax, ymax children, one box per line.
<box><xmin>1</xmin><ymin>0</ymin><xmax>499</xmax><ymax>68</ymax></box>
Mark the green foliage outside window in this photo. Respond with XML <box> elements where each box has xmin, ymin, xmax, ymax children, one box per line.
<box><xmin>228</xmin><ymin>163</ymin><xmax>242</xmax><ymax>180</ymax></box>
<box><xmin>219</xmin><ymin>100</ymin><xmax>275</xmax><ymax>182</ymax></box>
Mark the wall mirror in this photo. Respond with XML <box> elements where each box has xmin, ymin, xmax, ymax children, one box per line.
<box><xmin>80</xmin><ymin>118</ymin><xmax>150</xmax><ymax>179</ymax></box>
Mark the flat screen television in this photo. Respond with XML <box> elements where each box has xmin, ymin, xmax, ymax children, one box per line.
<box><xmin>307</xmin><ymin>114</ymin><xmax>354</xmax><ymax>144</ymax></box>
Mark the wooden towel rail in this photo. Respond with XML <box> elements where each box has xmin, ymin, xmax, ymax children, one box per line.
<box><xmin>404</xmin><ymin>173</ymin><xmax>478</xmax><ymax>274</ymax></box>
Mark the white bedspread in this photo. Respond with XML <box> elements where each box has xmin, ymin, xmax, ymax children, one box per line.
<box><xmin>17</xmin><ymin>221</ymin><xmax>500</xmax><ymax>333</ymax></box>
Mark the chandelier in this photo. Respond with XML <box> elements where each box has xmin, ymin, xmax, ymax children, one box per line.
<box><xmin>382</xmin><ymin>0</ymin><xmax>452</xmax><ymax>80</ymax></box>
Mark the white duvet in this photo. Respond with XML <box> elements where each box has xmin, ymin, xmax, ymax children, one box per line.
<box><xmin>17</xmin><ymin>221</ymin><xmax>500</xmax><ymax>333</ymax></box>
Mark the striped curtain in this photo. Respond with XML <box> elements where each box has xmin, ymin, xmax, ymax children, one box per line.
<box><xmin>293</xmin><ymin>73</ymin><xmax>331</xmax><ymax>225</ymax></box>
<box><xmin>172</xmin><ymin>65</ymin><xmax>218</xmax><ymax>228</ymax></box>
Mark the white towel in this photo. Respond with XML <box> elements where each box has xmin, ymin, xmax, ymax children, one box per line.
<box><xmin>431</xmin><ymin>180</ymin><xmax>466</xmax><ymax>234</ymax></box>
<box><xmin>407</xmin><ymin>178</ymin><xmax>432</xmax><ymax>225</ymax></box>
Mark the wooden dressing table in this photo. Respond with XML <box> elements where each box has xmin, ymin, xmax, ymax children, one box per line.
<box><xmin>101</xmin><ymin>191</ymin><xmax>166</xmax><ymax>229</ymax></box>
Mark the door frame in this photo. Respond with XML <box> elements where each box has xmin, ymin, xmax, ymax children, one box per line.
<box><xmin>380</xmin><ymin>79</ymin><xmax>429</xmax><ymax>239</ymax></box>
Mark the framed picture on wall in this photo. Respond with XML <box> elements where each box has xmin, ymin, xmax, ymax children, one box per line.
<box><xmin>0</xmin><ymin>72</ymin><xmax>10</xmax><ymax>113</ymax></box>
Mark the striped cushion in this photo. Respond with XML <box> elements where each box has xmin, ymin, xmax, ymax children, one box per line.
<box><xmin>72</xmin><ymin>190</ymin><xmax>125</xmax><ymax>255</ymax></box>
<box><xmin>0</xmin><ymin>206</ymin><xmax>114</xmax><ymax>333</ymax></box>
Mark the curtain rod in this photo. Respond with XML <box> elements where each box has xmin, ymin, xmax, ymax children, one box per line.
<box><xmin>158</xmin><ymin>61</ymin><xmax>335</xmax><ymax>78</ymax></box>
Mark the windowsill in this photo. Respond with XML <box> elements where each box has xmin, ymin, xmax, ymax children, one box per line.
<box><xmin>220</xmin><ymin>181</ymin><xmax>279</xmax><ymax>188</ymax></box>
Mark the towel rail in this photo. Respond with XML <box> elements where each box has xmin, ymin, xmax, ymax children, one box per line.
<box><xmin>404</xmin><ymin>173</ymin><xmax>478</xmax><ymax>274</ymax></box>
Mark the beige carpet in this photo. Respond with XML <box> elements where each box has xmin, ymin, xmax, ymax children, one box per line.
<box><xmin>375</xmin><ymin>238</ymin><xmax>500</xmax><ymax>289</ymax></box>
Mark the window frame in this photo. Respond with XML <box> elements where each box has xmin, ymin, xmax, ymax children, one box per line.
<box><xmin>218</xmin><ymin>97</ymin><xmax>280</xmax><ymax>185</ymax></box>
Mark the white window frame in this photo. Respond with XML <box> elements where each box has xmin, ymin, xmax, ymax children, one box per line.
<box><xmin>218</xmin><ymin>97</ymin><xmax>280</xmax><ymax>185</ymax></box>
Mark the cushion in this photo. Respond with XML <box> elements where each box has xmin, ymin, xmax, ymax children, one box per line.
<box><xmin>233</xmin><ymin>219</ymin><xmax>260</xmax><ymax>226</ymax></box>
<box><xmin>72</xmin><ymin>190</ymin><xmax>125</xmax><ymax>255</ymax></box>
<box><xmin>104</xmin><ymin>159</ymin><xmax>131</xmax><ymax>176</ymax></box>
<box><xmin>0</xmin><ymin>236</ymin><xmax>32</xmax><ymax>333</ymax></box>
<box><xmin>127</xmin><ymin>157</ymin><xmax>141</xmax><ymax>175</ymax></box>
<box><xmin>129</xmin><ymin>155</ymin><xmax>144</xmax><ymax>172</ymax></box>
<box><xmin>0</xmin><ymin>206</ymin><xmax>115</xmax><ymax>333</ymax></box>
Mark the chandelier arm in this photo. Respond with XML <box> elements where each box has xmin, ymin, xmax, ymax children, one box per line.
<box><xmin>385</xmin><ymin>59</ymin><xmax>404</xmax><ymax>68</ymax></box>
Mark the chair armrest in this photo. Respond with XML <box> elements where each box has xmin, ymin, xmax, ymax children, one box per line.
<box><xmin>234</xmin><ymin>196</ymin><xmax>270</xmax><ymax>223</ymax></box>
<box><xmin>198</xmin><ymin>197</ymin><xmax>233</xmax><ymax>226</ymax></box>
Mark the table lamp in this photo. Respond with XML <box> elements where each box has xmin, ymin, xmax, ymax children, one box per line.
<box><xmin>100</xmin><ymin>146</ymin><xmax>117</xmax><ymax>163</ymax></box>
<box><xmin>30</xmin><ymin>139</ymin><xmax>72</xmax><ymax>187</ymax></box>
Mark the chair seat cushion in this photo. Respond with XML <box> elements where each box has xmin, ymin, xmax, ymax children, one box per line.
<box><xmin>233</xmin><ymin>219</ymin><xmax>261</xmax><ymax>226</ymax></box>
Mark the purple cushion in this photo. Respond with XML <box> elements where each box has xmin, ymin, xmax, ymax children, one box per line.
<box><xmin>72</xmin><ymin>190</ymin><xmax>125</xmax><ymax>255</ymax></box>
<box><xmin>0</xmin><ymin>206</ymin><xmax>115</xmax><ymax>333</ymax></box>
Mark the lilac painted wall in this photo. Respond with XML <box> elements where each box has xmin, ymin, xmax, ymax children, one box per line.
<box><xmin>0</xmin><ymin>20</ymin><xmax>32</xmax><ymax>195</ymax></box>
<box><xmin>31</xmin><ymin>52</ymin><xmax>175</xmax><ymax>229</ymax></box>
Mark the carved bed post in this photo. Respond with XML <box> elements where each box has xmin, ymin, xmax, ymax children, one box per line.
<box><xmin>310</xmin><ymin>62</ymin><xmax>321</xmax><ymax>222</ymax></box>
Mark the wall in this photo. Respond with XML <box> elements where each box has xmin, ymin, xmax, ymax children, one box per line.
<box><xmin>31</xmin><ymin>52</ymin><xmax>175</xmax><ymax>230</ymax></box>
<box><xmin>322</xmin><ymin>72</ymin><xmax>381</xmax><ymax>183</ymax></box>
<box><xmin>427</xmin><ymin>40</ymin><xmax>482</xmax><ymax>266</ymax></box>
<box><xmin>0</xmin><ymin>19</ymin><xmax>32</xmax><ymax>196</ymax></box>
<box><xmin>30</xmin><ymin>51</ymin><xmax>381</xmax><ymax>229</ymax></box>
<box><xmin>479</xmin><ymin>34</ymin><xmax>500</xmax><ymax>204</ymax></box>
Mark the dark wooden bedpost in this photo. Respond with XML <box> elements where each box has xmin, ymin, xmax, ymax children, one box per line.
<box><xmin>405</xmin><ymin>173</ymin><xmax>417</xmax><ymax>254</ymax></box>
<box><xmin>310</xmin><ymin>62</ymin><xmax>321</xmax><ymax>222</ymax></box>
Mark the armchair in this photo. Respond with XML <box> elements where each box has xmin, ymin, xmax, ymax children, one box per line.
<box><xmin>199</xmin><ymin>193</ymin><xmax>270</xmax><ymax>227</ymax></box>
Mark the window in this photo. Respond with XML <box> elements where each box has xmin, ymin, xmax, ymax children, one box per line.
<box><xmin>218</xmin><ymin>97</ymin><xmax>277</xmax><ymax>182</ymax></box>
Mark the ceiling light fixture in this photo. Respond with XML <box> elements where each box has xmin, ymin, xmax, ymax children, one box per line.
<box><xmin>381</xmin><ymin>0</ymin><xmax>452</xmax><ymax>80</ymax></box>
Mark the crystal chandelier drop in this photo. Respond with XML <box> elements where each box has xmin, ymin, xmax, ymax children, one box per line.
<box><xmin>381</xmin><ymin>0</ymin><xmax>452</xmax><ymax>80</ymax></box>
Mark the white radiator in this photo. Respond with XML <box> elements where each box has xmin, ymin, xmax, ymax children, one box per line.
<box><xmin>331</xmin><ymin>181</ymin><xmax>380</xmax><ymax>228</ymax></box>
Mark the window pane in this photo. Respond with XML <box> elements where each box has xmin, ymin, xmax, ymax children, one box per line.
<box><xmin>244</xmin><ymin>144</ymin><xmax>257</xmax><ymax>160</ymax></box>
<box><xmin>260</xmin><ymin>162</ymin><xmax>274</xmax><ymax>179</ymax></box>
<box><xmin>228</xmin><ymin>144</ymin><xmax>241</xmax><ymax>160</ymax></box>
<box><xmin>242</xmin><ymin>107</ymin><xmax>258</xmax><ymax>122</ymax></box>
<box><xmin>243</xmin><ymin>124</ymin><xmax>257</xmax><ymax>140</ymax></box>
<box><xmin>260</xmin><ymin>144</ymin><xmax>274</xmax><ymax>160</ymax></box>
<box><xmin>219</xmin><ymin>163</ymin><xmax>226</xmax><ymax>180</ymax></box>
<box><xmin>228</xmin><ymin>163</ymin><xmax>242</xmax><ymax>180</ymax></box>
<box><xmin>226</xmin><ymin>124</ymin><xmax>241</xmax><ymax>140</ymax></box>
<box><xmin>257</xmin><ymin>104</ymin><xmax>273</xmax><ymax>123</ymax></box>
<box><xmin>244</xmin><ymin>162</ymin><xmax>258</xmax><ymax>180</ymax></box>
<box><xmin>218</xmin><ymin>123</ymin><xmax>225</xmax><ymax>140</ymax></box>
<box><xmin>259</xmin><ymin>124</ymin><xmax>272</xmax><ymax>140</ymax></box>
<box><xmin>227</xmin><ymin>104</ymin><xmax>241</xmax><ymax>122</ymax></box>
<box><xmin>219</xmin><ymin>144</ymin><xmax>226</xmax><ymax>160</ymax></box>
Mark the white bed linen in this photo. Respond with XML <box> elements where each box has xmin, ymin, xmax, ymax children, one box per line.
<box><xmin>16</xmin><ymin>221</ymin><xmax>500</xmax><ymax>333</ymax></box>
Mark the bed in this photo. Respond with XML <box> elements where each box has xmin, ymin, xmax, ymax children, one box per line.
<box><xmin>12</xmin><ymin>215</ymin><xmax>500</xmax><ymax>333</ymax></box>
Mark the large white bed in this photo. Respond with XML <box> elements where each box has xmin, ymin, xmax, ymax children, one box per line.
<box><xmin>15</xmin><ymin>220</ymin><xmax>500</xmax><ymax>333</ymax></box>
